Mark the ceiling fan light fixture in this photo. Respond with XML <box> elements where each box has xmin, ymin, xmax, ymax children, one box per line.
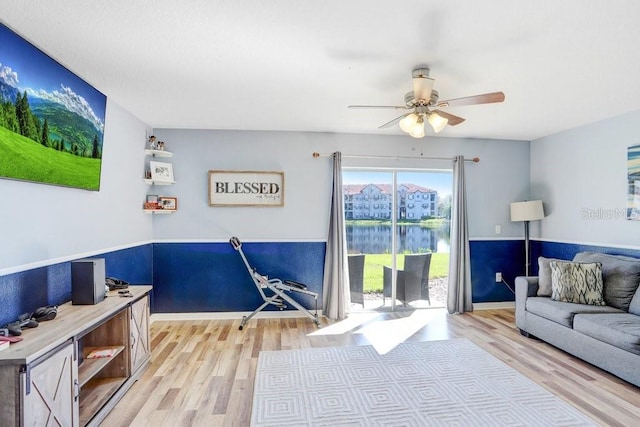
<box><xmin>413</xmin><ymin>76</ymin><xmax>435</xmax><ymax>101</ymax></box>
<box><xmin>408</xmin><ymin>114</ymin><xmax>425</xmax><ymax>138</ymax></box>
<box><xmin>399</xmin><ymin>113</ymin><xmax>418</xmax><ymax>133</ymax></box>
<box><xmin>428</xmin><ymin>111</ymin><xmax>448</xmax><ymax>133</ymax></box>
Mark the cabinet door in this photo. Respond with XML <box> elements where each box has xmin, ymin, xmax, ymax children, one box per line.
<box><xmin>130</xmin><ymin>296</ymin><xmax>150</xmax><ymax>372</ymax></box>
<box><xmin>22</xmin><ymin>341</ymin><xmax>78</xmax><ymax>427</ymax></box>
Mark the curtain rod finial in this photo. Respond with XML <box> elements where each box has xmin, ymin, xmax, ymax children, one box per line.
<box><xmin>313</xmin><ymin>152</ymin><xmax>320</xmax><ymax>158</ymax></box>
<box><xmin>473</xmin><ymin>157</ymin><xmax>480</xmax><ymax>163</ymax></box>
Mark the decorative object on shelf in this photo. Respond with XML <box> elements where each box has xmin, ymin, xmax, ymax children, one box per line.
<box><xmin>85</xmin><ymin>347</ymin><xmax>118</xmax><ymax>359</ymax></box>
<box><xmin>144</xmin><ymin>194</ymin><xmax>160</xmax><ymax>210</ymax></box>
<box><xmin>143</xmin><ymin>195</ymin><xmax>175</xmax><ymax>213</ymax></box>
<box><xmin>628</xmin><ymin>144</ymin><xmax>640</xmax><ymax>220</ymax></box>
<box><xmin>510</xmin><ymin>200</ymin><xmax>545</xmax><ymax>276</ymax></box>
<box><xmin>147</xmin><ymin>135</ymin><xmax>157</xmax><ymax>150</ymax></box>
<box><xmin>159</xmin><ymin>196</ymin><xmax>177</xmax><ymax>210</ymax></box>
<box><xmin>150</xmin><ymin>161</ymin><xmax>175</xmax><ymax>183</ymax></box>
<box><xmin>157</xmin><ymin>141</ymin><xmax>165</xmax><ymax>151</ymax></box>
<box><xmin>209</xmin><ymin>170</ymin><xmax>284</xmax><ymax>207</ymax></box>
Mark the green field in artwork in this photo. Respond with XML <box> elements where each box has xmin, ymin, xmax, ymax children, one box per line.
<box><xmin>0</xmin><ymin>126</ymin><xmax>101</xmax><ymax>190</ymax></box>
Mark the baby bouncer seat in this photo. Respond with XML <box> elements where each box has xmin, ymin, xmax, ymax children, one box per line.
<box><xmin>230</xmin><ymin>236</ymin><xmax>320</xmax><ymax>330</ymax></box>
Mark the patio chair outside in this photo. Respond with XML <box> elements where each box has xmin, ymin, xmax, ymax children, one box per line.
<box><xmin>383</xmin><ymin>253</ymin><xmax>432</xmax><ymax>306</ymax></box>
<box><xmin>348</xmin><ymin>254</ymin><xmax>365</xmax><ymax>306</ymax></box>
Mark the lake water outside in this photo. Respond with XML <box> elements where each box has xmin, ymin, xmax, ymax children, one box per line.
<box><xmin>346</xmin><ymin>223</ymin><xmax>450</xmax><ymax>254</ymax></box>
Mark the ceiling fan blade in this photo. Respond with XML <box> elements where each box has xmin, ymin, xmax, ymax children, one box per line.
<box><xmin>348</xmin><ymin>105</ymin><xmax>409</xmax><ymax>110</ymax></box>
<box><xmin>437</xmin><ymin>91</ymin><xmax>505</xmax><ymax>108</ymax></box>
<box><xmin>433</xmin><ymin>110</ymin><xmax>465</xmax><ymax>126</ymax></box>
<box><xmin>378</xmin><ymin>112</ymin><xmax>410</xmax><ymax>129</ymax></box>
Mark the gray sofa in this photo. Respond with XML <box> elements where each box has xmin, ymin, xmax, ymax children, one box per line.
<box><xmin>515</xmin><ymin>252</ymin><xmax>640</xmax><ymax>387</ymax></box>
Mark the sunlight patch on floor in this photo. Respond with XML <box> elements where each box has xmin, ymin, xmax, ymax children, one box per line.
<box><xmin>354</xmin><ymin>309</ymin><xmax>449</xmax><ymax>354</ymax></box>
<box><xmin>308</xmin><ymin>312</ymin><xmax>382</xmax><ymax>336</ymax></box>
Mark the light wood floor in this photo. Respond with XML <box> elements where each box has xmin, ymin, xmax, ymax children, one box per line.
<box><xmin>101</xmin><ymin>309</ymin><xmax>640</xmax><ymax>426</ymax></box>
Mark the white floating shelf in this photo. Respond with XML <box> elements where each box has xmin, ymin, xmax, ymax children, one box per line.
<box><xmin>143</xmin><ymin>179</ymin><xmax>175</xmax><ymax>186</ymax></box>
<box><xmin>145</xmin><ymin>149</ymin><xmax>173</xmax><ymax>157</ymax></box>
<box><xmin>143</xmin><ymin>209</ymin><xmax>175</xmax><ymax>214</ymax></box>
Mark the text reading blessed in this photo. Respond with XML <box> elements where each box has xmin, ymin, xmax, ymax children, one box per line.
<box><xmin>215</xmin><ymin>181</ymin><xmax>280</xmax><ymax>194</ymax></box>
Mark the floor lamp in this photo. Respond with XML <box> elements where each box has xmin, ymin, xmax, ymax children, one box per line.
<box><xmin>510</xmin><ymin>200</ymin><xmax>545</xmax><ymax>276</ymax></box>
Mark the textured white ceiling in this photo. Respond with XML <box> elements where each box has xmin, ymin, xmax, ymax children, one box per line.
<box><xmin>2</xmin><ymin>0</ymin><xmax>640</xmax><ymax>141</ymax></box>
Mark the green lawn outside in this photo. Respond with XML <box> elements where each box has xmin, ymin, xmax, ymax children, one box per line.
<box><xmin>361</xmin><ymin>252</ymin><xmax>449</xmax><ymax>293</ymax></box>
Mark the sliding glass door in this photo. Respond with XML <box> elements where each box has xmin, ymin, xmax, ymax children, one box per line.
<box><xmin>343</xmin><ymin>169</ymin><xmax>451</xmax><ymax>311</ymax></box>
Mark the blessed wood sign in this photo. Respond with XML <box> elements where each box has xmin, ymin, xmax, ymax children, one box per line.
<box><xmin>208</xmin><ymin>170</ymin><xmax>284</xmax><ymax>206</ymax></box>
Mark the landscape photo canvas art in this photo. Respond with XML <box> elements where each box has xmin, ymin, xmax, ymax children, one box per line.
<box><xmin>0</xmin><ymin>23</ymin><xmax>107</xmax><ymax>191</ymax></box>
<box><xmin>628</xmin><ymin>144</ymin><xmax>640</xmax><ymax>220</ymax></box>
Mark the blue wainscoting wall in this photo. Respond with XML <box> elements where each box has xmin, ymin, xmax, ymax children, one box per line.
<box><xmin>0</xmin><ymin>244</ymin><xmax>152</xmax><ymax>327</ymax></box>
<box><xmin>4</xmin><ymin>239</ymin><xmax>638</xmax><ymax>325</ymax></box>
<box><xmin>469</xmin><ymin>239</ymin><xmax>525</xmax><ymax>303</ymax></box>
<box><xmin>152</xmin><ymin>241</ymin><xmax>325</xmax><ymax>313</ymax></box>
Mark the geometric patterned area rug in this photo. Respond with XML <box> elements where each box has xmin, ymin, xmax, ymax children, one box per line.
<box><xmin>251</xmin><ymin>338</ymin><xmax>596</xmax><ymax>426</ymax></box>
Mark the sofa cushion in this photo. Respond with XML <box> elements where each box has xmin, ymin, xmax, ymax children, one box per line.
<box><xmin>573</xmin><ymin>313</ymin><xmax>640</xmax><ymax>355</ymax></box>
<box><xmin>525</xmin><ymin>297</ymin><xmax>622</xmax><ymax>328</ymax></box>
<box><xmin>550</xmin><ymin>261</ymin><xmax>605</xmax><ymax>305</ymax></box>
<box><xmin>573</xmin><ymin>252</ymin><xmax>640</xmax><ymax>311</ymax></box>
<box><xmin>537</xmin><ymin>257</ymin><xmax>564</xmax><ymax>297</ymax></box>
<box><xmin>630</xmin><ymin>287</ymin><xmax>640</xmax><ymax>316</ymax></box>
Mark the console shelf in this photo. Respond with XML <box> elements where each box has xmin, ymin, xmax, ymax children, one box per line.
<box><xmin>79</xmin><ymin>377</ymin><xmax>127</xmax><ymax>426</ymax></box>
<box><xmin>79</xmin><ymin>346</ymin><xmax>125</xmax><ymax>387</ymax></box>
<box><xmin>0</xmin><ymin>286</ymin><xmax>151</xmax><ymax>427</ymax></box>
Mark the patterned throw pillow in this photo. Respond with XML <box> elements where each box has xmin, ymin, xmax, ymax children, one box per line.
<box><xmin>550</xmin><ymin>261</ymin><xmax>605</xmax><ymax>305</ymax></box>
<box><xmin>538</xmin><ymin>256</ymin><xmax>564</xmax><ymax>296</ymax></box>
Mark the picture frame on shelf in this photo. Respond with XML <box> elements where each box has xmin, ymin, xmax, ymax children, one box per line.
<box><xmin>146</xmin><ymin>195</ymin><xmax>159</xmax><ymax>203</ymax></box>
<box><xmin>159</xmin><ymin>197</ymin><xmax>177</xmax><ymax>210</ymax></box>
<box><xmin>150</xmin><ymin>161</ymin><xmax>174</xmax><ymax>183</ymax></box>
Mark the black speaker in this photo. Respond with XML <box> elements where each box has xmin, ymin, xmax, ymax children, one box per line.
<box><xmin>71</xmin><ymin>258</ymin><xmax>106</xmax><ymax>305</ymax></box>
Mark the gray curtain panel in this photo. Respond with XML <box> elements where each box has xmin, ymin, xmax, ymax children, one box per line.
<box><xmin>322</xmin><ymin>151</ymin><xmax>350</xmax><ymax>319</ymax></box>
<box><xmin>447</xmin><ymin>155</ymin><xmax>473</xmax><ymax>314</ymax></box>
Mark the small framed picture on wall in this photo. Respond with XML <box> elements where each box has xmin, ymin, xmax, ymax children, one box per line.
<box><xmin>159</xmin><ymin>197</ymin><xmax>177</xmax><ymax>210</ymax></box>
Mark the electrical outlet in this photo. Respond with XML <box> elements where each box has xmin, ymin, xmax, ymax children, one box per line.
<box><xmin>495</xmin><ymin>225</ymin><xmax>501</xmax><ymax>235</ymax></box>
<box><xmin>495</xmin><ymin>272</ymin><xmax>502</xmax><ymax>282</ymax></box>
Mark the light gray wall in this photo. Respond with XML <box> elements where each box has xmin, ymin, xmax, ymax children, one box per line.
<box><xmin>0</xmin><ymin>99</ymin><xmax>153</xmax><ymax>274</ymax></box>
<box><xmin>152</xmin><ymin>129</ymin><xmax>530</xmax><ymax>241</ymax></box>
<box><xmin>1</xmin><ymin>117</ymin><xmax>531</xmax><ymax>276</ymax></box>
<box><xmin>531</xmin><ymin>109</ymin><xmax>640</xmax><ymax>247</ymax></box>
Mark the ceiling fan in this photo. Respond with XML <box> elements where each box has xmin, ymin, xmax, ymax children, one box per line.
<box><xmin>348</xmin><ymin>67</ymin><xmax>505</xmax><ymax>138</ymax></box>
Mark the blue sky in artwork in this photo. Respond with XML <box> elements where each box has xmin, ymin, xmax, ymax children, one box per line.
<box><xmin>343</xmin><ymin>170</ymin><xmax>453</xmax><ymax>196</ymax></box>
<box><xmin>0</xmin><ymin>23</ymin><xmax>106</xmax><ymax>131</ymax></box>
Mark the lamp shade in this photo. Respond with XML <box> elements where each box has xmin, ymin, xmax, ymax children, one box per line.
<box><xmin>399</xmin><ymin>113</ymin><xmax>418</xmax><ymax>133</ymax></box>
<box><xmin>510</xmin><ymin>200</ymin><xmax>545</xmax><ymax>222</ymax></box>
<box><xmin>428</xmin><ymin>111</ymin><xmax>448</xmax><ymax>133</ymax></box>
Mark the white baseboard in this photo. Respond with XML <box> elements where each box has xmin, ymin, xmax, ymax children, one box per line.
<box><xmin>150</xmin><ymin>310</ymin><xmax>322</xmax><ymax>323</ymax></box>
<box><xmin>473</xmin><ymin>301</ymin><xmax>515</xmax><ymax>310</ymax></box>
